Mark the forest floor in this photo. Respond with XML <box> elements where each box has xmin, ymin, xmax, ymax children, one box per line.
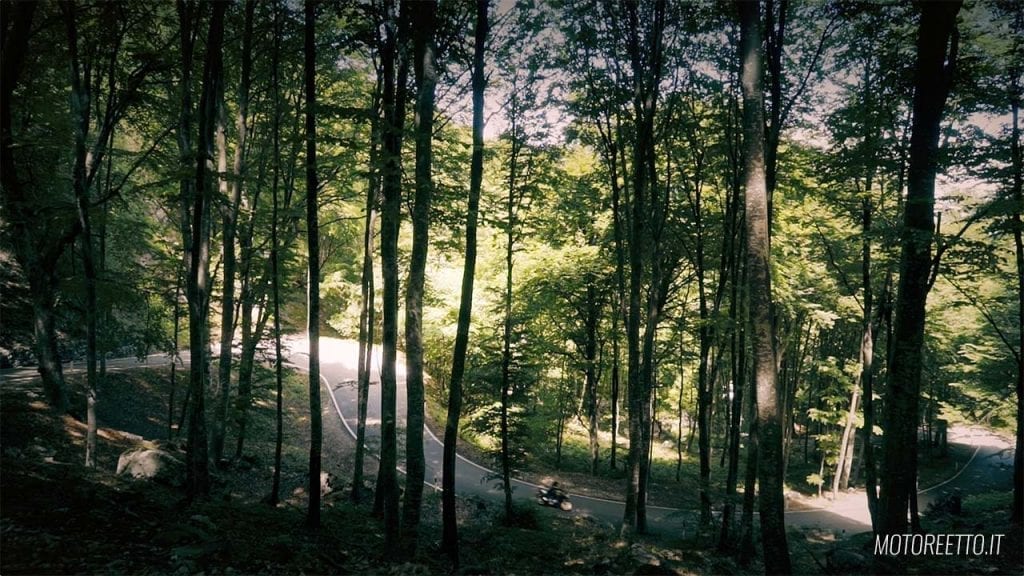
<box><xmin>1</xmin><ymin>364</ymin><xmax>1021</xmax><ymax>575</ymax></box>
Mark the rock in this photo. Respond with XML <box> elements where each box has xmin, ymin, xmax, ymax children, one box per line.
<box><xmin>631</xmin><ymin>544</ymin><xmax>661</xmax><ymax>566</ymax></box>
<box><xmin>116</xmin><ymin>448</ymin><xmax>184</xmax><ymax>485</ymax></box>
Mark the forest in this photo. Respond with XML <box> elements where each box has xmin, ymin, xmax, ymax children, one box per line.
<box><xmin>1</xmin><ymin>0</ymin><xmax>1022</xmax><ymax>574</ymax></box>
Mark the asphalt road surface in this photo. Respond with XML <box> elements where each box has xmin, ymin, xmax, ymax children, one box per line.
<box><xmin>2</xmin><ymin>338</ymin><xmax>1014</xmax><ymax>538</ymax></box>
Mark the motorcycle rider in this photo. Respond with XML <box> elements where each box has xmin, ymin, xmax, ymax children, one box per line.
<box><xmin>544</xmin><ymin>481</ymin><xmax>562</xmax><ymax>502</ymax></box>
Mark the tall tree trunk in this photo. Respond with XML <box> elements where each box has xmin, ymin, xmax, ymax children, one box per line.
<box><xmin>675</xmin><ymin>332</ymin><xmax>686</xmax><ymax>482</ymax></box>
<box><xmin>235</xmin><ymin>61</ymin><xmax>279</xmax><ymax>462</ymax></box>
<box><xmin>621</xmin><ymin>0</ymin><xmax>665</xmax><ymax>534</ymax></box>
<box><xmin>1008</xmin><ymin>70</ymin><xmax>1023</xmax><ymax>526</ymax></box>
<box><xmin>62</xmin><ymin>3</ymin><xmax>100</xmax><ymax>467</ymax></box>
<box><xmin>266</xmin><ymin>0</ymin><xmax>285</xmax><ymax>507</ymax></box>
<box><xmin>499</xmin><ymin>108</ymin><xmax>521</xmax><ymax>520</ymax></box>
<box><xmin>170</xmin><ymin>274</ymin><xmax>183</xmax><ymax>439</ymax></box>
<box><xmin>879</xmin><ymin>1</ymin><xmax>961</xmax><ymax>536</ymax></box>
<box><xmin>442</xmin><ymin>0</ymin><xmax>488</xmax><ymax>560</ymax></box>
<box><xmin>378</xmin><ymin>0</ymin><xmax>408</xmax><ymax>548</ymax></box>
<box><xmin>737</xmin><ymin>1</ymin><xmax>791</xmax><ymax>571</ymax></box>
<box><xmin>184</xmin><ymin>0</ymin><xmax>226</xmax><ymax>501</ymax></box>
<box><xmin>610</xmin><ymin>140</ymin><xmax>626</xmax><ymax>473</ymax></box>
<box><xmin>353</xmin><ymin>80</ymin><xmax>381</xmax><ymax>504</ymax></box>
<box><xmin>696</xmin><ymin>251</ymin><xmax>713</xmax><ymax>527</ymax></box>
<box><xmin>585</xmin><ymin>279</ymin><xmax>601</xmax><ymax>474</ymax></box>
<box><xmin>214</xmin><ymin>0</ymin><xmax>254</xmax><ymax>465</ymax></box>
<box><xmin>304</xmin><ymin>0</ymin><xmax>323</xmax><ymax>530</ymax></box>
<box><xmin>402</xmin><ymin>0</ymin><xmax>437</xmax><ymax>552</ymax></box>
<box><xmin>719</xmin><ymin>227</ymin><xmax>746</xmax><ymax>550</ymax></box>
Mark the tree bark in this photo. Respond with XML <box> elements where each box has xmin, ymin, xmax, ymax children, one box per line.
<box><xmin>1009</xmin><ymin>71</ymin><xmax>1023</xmax><ymax>525</ymax></box>
<box><xmin>442</xmin><ymin>0</ymin><xmax>488</xmax><ymax>559</ymax></box>
<box><xmin>737</xmin><ymin>1</ymin><xmax>791</xmax><ymax>571</ymax></box>
<box><xmin>719</xmin><ymin>222</ymin><xmax>746</xmax><ymax>550</ymax></box>
<box><xmin>62</xmin><ymin>2</ymin><xmax>101</xmax><ymax>467</ymax></box>
<box><xmin>585</xmin><ymin>279</ymin><xmax>601</xmax><ymax>474</ymax></box>
<box><xmin>353</xmin><ymin>77</ymin><xmax>381</xmax><ymax>505</ymax></box>
<box><xmin>378</xmin><ymin>0</ymin><xmax>408</xmax><ymax>548</ymax></box>
<box><xmin>303</xmin><ymin>0</ymin><xmax>323</xmax><ymax>530</ymax></box>
<box><xmin>184</xmin><ymin>0</ymin><xmax>226</xmax><ymax>501</ymax></box>
<box><xmin>833</xmin><ymin>387</ymin><xmax>860</xmax><ymax>498</ymax></box>
<box><xmin>214</xmin><ymin>0</ymin><xmax>254</xmax><ymax>465</ymax></box>
<box><xmin>499</xmin><ymin>102</ymin><xmax>521</xmax><ymax>520</ymax></box>
<box><xmin>879</xmin><ymin>1</ymin><xmax>961</xmax><ymax>536</ymax></box>
<box><xmin>266</xmin><ymin>0</ymin><xmax>285</xmax><ymax>507</ymax></box>
<box><xmin>620</xmin><ymin>0</ymin><xmax>666</xmax><ymax>535</ymax></box>
<box><xmin>402</xmin><ymin>0</ymin><xmax>437</xmax><ymax>552</ymax></box>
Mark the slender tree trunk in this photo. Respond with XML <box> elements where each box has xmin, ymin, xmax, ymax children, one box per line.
<box><xmin>585</xmin><ymin>280</ymin><xmax>601</xmax><ymax>474</ymax></box>
<box><xmin>696</xmin><ymin>275</ymin><xmax>713</xmax><ymax>527</ymax></box>
<box><xmin>304</xmin><ymin>0</ymin><xmax>323</xmax><ymax>530</ymax></box>
<box><xmin>858</xmin><ymin>189</ymin><xmax>878</xmax><ymax>529</ymax></box>
<box><xmin>170</xmin><ymin>275</ymin><xmax>182</xmax><ymax>440</ymax></box>
<box><xmin>442</xmin><ymin>3</ymin><xmax>487</xmax><ymax>558</ymax></box>
<box><xmin>621</xmin><ymin>0</ymin><xmax>665</xmax><ymax>534</ymax></box>
<box><xmin>610</xmin><ymin>142</ymin><xmax>626</xmax><ymax>473</ymax></box>
<box><xmin>353</xmin><ymin>82</ymin><xmax>381</xmax><ymax>504</ymax></box>
<box><xmin>719</xmin><ymin>230</ymin><xmax>746</xmax><ymax>549</ymax></box>
<box><xmin>214</xmin><ymin>0</ymin><xmax>254</xmax><ymax>465</ymax></box>
<box><xmin>212</xmin><ymin>90</ymin><xmax>231</xmax><ymax>465</ymax></box>
<box><xmin>402</xmin><ymin>0</ymin><xmax>438</xmax><ymax>550</ymax></box>
<box><xmin>62</xmin><ymin>3</ymin><xmax>100</xmax><ymax>467</ymax></box>
<box><xmin>184</xmin><ymin>0</ymin><xmax>226</xmax><ymax>501</ymax></box>
<box><xmin>737</xmin><ymin>2</ymin><xmax>791</xmax><ymax>571</ymax></box>
<box><xmin>266</xmin><ymin>0</ymin><xmax>284</xmax><ymax>507</ymax></box>
<box><xmin>880</xmin><ymin>1</ymin><xmax>961</xmax><ymax>536</ymax></box>
<box><xmin>833</xmin><ymin>387</ymin><xmax>860</xmax><ymax>498</ymax></box>
<box><xmin>499</xmin><ymin>115</ymin><xmax>520</xmax><ymax>520</ymax></box>
<box><xmin>675</xmin><ymin>328</ymin><xmax>688</xmax><ymax>482</ymax></box>
<box><xmin>1011</xmin><ymin>80</ymin><xmax>1024</xmax><ymax>527</ymax></box>
<box><xmin>378</xmin><ymin>0</ymin><xmax>408</xmax><ymax>547</ymax></box>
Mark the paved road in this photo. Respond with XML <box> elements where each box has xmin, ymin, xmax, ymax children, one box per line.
<box><xmin>285</xmin><ymin>337</ymin><xmax>1016</xmax><ymax>537</ymax></box>
<box><xmin>2</xmin><ymin>339</ymin><xmax>1014</xmax><ymax>537</ymax></box>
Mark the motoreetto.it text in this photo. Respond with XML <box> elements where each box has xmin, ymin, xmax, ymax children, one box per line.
<box><xmin>874</xmin><ymin>533</ymin><xmax>1005</xmax><ymax>557</ymax></box>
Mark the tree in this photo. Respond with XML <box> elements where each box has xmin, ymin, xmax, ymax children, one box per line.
<box><xmin>266</xmin><ymin>0</ymin><xmax>286</xmax><ymax>508</ymax></box>
<box><xmin>1</xmin><ymin>1</ymin><xmax>72</xmax><ymax>414</ymax></box>
<box><xmin>60</xmin><ymin>2</ymin><xmax>159</xmax><ymax>466</ymax></box>
<box><xmin>442</xmin><ymin>0</ymin><xmax>488</xmax><ymax>562</ymax></box>
<box><xmin>879</xmin><ymin>0</ymin><xmax>962</xmax><ymax>536</ymax></box>
<box><xmin>62</xmin><ymin>2</ymin><xmax>101</xmax><ymax>467</ymax></box>
<box><xmin>614</xmin><ymin>0</ymin><xmax>669</xmax><ymax>534</ymax></box>
<box><xmin>303</xmin><ymin>0</ymin><xmax>323</xmax><ymax>530</ymax></box>
<box><xmin>377</xmin><ymin>0</ymin><xmax>408</xmax><ymax>548</ymax></box>
<box><xmin>353</xmin><ymin>58</ymin><xmax>380</xmax><ymax>507</ymax></box>
<box><xmin>737</xmin><ymin>0</ymin><xmax>790</xmax><ymax>571</ymax></box>
<box><xmin>181</xmin><ymin>0</ymin><xmax>226</xmax><ymax>501</ymax></box>
<box><xmin>401</xmin><ymin>0</ymin><xmax>438</xmax><ymax>551</ymax></box>
<box><xmin>213</xmin><ymin>0</ymin><xmax>255</xmax><ymax>465</ymax></box>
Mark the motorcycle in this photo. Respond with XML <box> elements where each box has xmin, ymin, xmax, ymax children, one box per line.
<box><xmin>537</xmin><ymin>486</ymin><xmax>573</xmax><ymax>511</ymax></box>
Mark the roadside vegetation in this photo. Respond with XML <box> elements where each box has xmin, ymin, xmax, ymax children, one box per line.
<box><xmin>2</xmin><ymin>363</ymin><xmax>1020</xmax><ymax>575</ymax></box>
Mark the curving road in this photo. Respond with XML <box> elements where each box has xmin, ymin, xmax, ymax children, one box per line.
<box><xmin>2</xmin><ymin>338</ymin><xmax>1014</xmax><ymax>537</ymax></box>
<box><xmin>285</xmin><ymin>337</ymin><xmax>1016</xmax><ymax>537</ymax></box>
